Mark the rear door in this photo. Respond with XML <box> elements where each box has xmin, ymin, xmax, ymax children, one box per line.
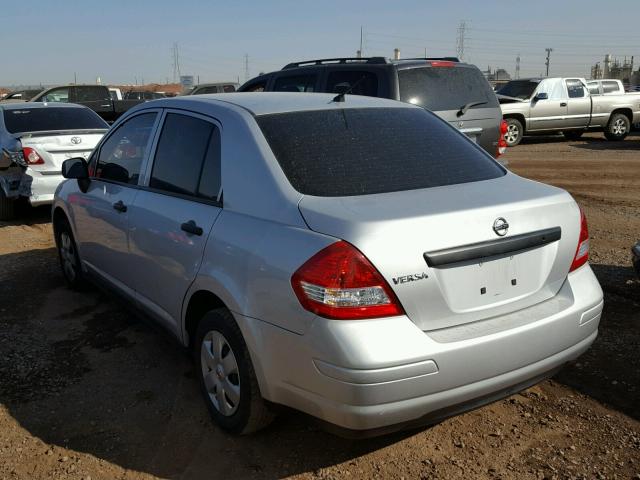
<box><xmin>564</xmin><ymin>79</ymin><xmax>591</xmax><ymax>129</ymax></box>
<box><xmin>397</xmin><ymin>64</ymin><xmax>501</xmax><ymax>155</ymax></box>
<box><xmin>75</xmin><ymin>86</ymin><xmax>113</xmax><ymax>119</ymax></box>
<box><xmin>127</xmin><ymin>110</ymin><xmax>222</xmax><ymax>334</ymax></box>
<box><xmin>528</xmin><ymin>78</ymin><xmax>568</xmax><ymax>131</ymax></box>
<box><xmin>74</xmin><ymin>110</ymin><xmax>160</xmax><ymax>293</ymax></box>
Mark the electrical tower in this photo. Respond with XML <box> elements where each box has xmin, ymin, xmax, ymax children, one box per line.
<box><xmin>545</xmin><ymin>48</ymin><xmax>553</xmax><ymax>77</ymax></box>
<box><xmin>456</xmin><ymin>21</ymin><xmax>467</xmax><ymax>61</ymax></box>
<box><xmin>172</xmin><ymin>43</ymin><xmax>181</xmax><ymax>83</ymax></box>
<box><xmin>244</xmin><ymin>54</ymin><xmax>249</xmax><ymax>82</ymax></box>
<box><xmin>515</xmin><ymin>54</ymin><xmax>521</xmax><ymax>79</ymax></box>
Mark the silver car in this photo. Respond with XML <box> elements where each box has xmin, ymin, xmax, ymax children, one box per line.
<box><xmin>53</xmin><ymin>93</ymin><xmax>603</xmax><ymax>436</ymax></box>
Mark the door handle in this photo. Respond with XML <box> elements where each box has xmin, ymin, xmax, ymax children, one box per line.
<box><xmin>560</xmin><ymin>102</ymin><xmax>567</xmax><ymax>107</ymax></box>
<box><xmin>181</xmin><ymin>220</ymin><xmax>203</xmax><ymax>236</ymax></box>
<box><xmin>112</xmin><ymin>200</ymin><xmax>127</xmax><ymax>213</ymax></box>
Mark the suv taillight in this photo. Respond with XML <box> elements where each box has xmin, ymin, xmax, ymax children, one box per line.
<box><xmin>496</xmin><ymin>120</ymin><xmax>508</xmax><ymax>157</ymax></box>
<box><xmin>22</xmin><ymin>147</ymin><xmax>44</xmax><ymax>165</ymax></box>
<box><xmin>291</xmin><ymin>241</ymin><xmax>404</xmax><ymax>320</ymax></box>
<box><xmin>569</xmin><ymin>208</ymin><xmax>589</xmax><ymax>272</ymax></box>
<box><xmin>429</xmin><ymin>61</ymin><xmax>455</xmax><ymax>67</ymax></box>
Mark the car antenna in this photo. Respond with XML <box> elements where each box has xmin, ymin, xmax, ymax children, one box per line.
<box><xmin>331</xmin><ymin>76</ymin><xmax>366</xmax><ymax>103</ymax></box>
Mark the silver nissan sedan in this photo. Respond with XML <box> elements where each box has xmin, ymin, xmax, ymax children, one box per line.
<box><xmin>52</xmin><ymin>93</ymin><xmax>603</xmax><ymax>436</ymax></box>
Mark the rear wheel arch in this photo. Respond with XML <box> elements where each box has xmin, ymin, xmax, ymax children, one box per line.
<box><xmin>610</xmin><ymin>108</ymin><xmax>632</xmax><ymax>123</ymax></box>
<box><xmin>183</xmin><ymin>290</ymin><xmax>227</xmax><ymax>348</ymax></box>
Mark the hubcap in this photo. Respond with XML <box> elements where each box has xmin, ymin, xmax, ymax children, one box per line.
<box><xmin>505</xmin><ymin>124</ymin><xmax>519</xmax><ymax>144</ymax></box>
<box><xmin>201</xmin><ymin>331</ymin><xmax>240</xmax><ymax>416</ymax></box>
<box><xmin>59</xmin><ymin>232</ymin><xmax>77</xmax><ymax>282</ymax></box>
<box><xmin>612</xmin><ymin>118</ymin><xmax>627</xmax><ymax>136</ymax></box>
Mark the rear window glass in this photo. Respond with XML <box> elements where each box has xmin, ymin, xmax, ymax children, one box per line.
<box><xmin>3</xmin><ymin>107</ymin><xmax>107</xmax><ymax>134</ymax></box>
<box><xmin>398</xmin><ymin>66</ymin><xmax>498</xmax><ymax>111</ymax></box>
<box><xmin>257</xmin><ymin>107</ymin><xmax>504</xmax><ymax>197</ymax></box>
<box><xmin>496</xmin><ymin>80</ymin><xmax>540</xmax><ymax>99</ymax></box>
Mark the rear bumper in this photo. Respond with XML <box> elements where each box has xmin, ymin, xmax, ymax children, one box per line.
<box><xmin>237</xmin><ymin>264</ymin><xmax>603</xmax><ymax>433</ymax></box>
<box><xmin>26</xmin><ymin>168</ymin><xmax>63</xmax><ymax>206</ymax></box>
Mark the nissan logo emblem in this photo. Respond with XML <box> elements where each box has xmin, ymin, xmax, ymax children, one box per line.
<box><xmin>70</xmin><ymin>137</ymin><xmax>82</xmax><ymax>145</ymax></box>
<box><xmin>493</xmin><ymin>217</ymin><xmax>509</xmax><ymax>236</ymax></box>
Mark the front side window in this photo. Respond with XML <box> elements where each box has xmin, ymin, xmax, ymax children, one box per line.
<box><xmin>566</xmin><ymin>79</ymin><xmax>586</xmax><ymax>98</ymax></box>
<box><xmin>326</xmin><ymin>71</ymin><xmax>378</xmax><ymax>97</ymax></box>
<box><xmin>257</xmin><ymin>107</ymin><xmax>504</xmax><ymax>197</ymax></box>
<box><xmin>194</xmin><ymin>86</ymin><xmax>219</xmax><ymax>95</ymax></box>
<box><xmin>41</xmin><ymin>87</ymin><xmax>70</xmax><ymax>103</ymax></box>
<box><xmin>273</xmin><ymin>75</ymin><xmax>317</xmax><ymax>92</ymax></box>
<box><xmin>536</xmin><ymin>78</ymin><xmax>566</xmax><ymax>100</ymax></box>
<box><xmin>149</xmin><ymin>113</ymin><xmax>221</xmax><ymax>200</ymax></box>
<box><xmin>93</xmin><ymin>112</ymin><xmax>157</xmax><ymax>184</ymax></box>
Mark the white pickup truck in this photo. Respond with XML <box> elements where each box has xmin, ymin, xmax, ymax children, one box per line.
<box><xmin>497</xmin><ymin>77</ymin><xmax>640</xmax><ymax>146</ymax></box>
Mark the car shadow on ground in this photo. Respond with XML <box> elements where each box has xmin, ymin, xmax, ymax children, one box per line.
<box><xmin>518</xmin><ymin>131</ymin><xmax>640</xmax><ymax>148</ymax></box>
<box><xmin>0</xmin><ymin>247</ymin><xmax>419</xmax><ymax>479</ymax></box>
<box><xmin>0</xmin><ymin>204</ymin><xmax>51</xmax><ymax>228</ymax></box>
<box><xmin>555</xmin><ymin>264</ymin><xmax>639</xmax><ymax>422</ymax></box>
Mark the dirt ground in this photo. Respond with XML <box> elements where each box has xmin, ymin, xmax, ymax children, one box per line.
<box><xmin>1</xmin><ymin>132</ymin><xmax>639</xmax><ymax>480</ymax></box>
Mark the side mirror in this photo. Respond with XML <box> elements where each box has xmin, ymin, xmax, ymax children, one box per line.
<box><xmin>534</xmin><ymin>92</ymin><xmax>548</xmax><ymax>101</ymax></box>
<box><xmin>62</xmin><ymin>157</ymin><xmax>89</xmax><ymax>179</ymax></box>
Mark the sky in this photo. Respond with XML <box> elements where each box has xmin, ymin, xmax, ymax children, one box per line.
<box><xmin>2</xmin><ymin>0</ymin><xmax>639</xmax><ymax>87</ymax></box>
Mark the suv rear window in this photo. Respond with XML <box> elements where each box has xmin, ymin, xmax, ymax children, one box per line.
<box><xmin>257</xmin><ymin>107</ymin><xmax>504</xmax><ymax>197</ymax></box>
<box><xmin>3</xmin><ymin>107</ymin><xmax>107</xmax><ymax>134</ymax></box>
<box><xmin>398</xmin><ymin>66</ymin><xmax>498</xmax><ymax>112</ymax></box>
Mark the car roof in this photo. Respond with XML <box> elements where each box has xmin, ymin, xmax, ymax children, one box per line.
<box><xmin>147</xmin><ymin>92</ymin><xmax>415</xmax><ymax>116</ymax></box>
<box><xmin>0</xmin><ymin>102</ymin><xmax>90</xmax><ymax>111</ymax></box>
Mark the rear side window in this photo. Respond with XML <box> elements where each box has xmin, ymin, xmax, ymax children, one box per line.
<box><xmin>398</xmin><ymin>66</ymin><xmax>498</xmax><ymax>111</ymax></box>
<box><xmin>602</xmin><ymin>81</ymin><xmax>620</xmax><ymax>94</ymax></box>
<box><xmin>222</xmin><ymin>85</ymin><xmax>236</xmax><ymax>92</ymax></box>
<box><xmin>194</xmin><ymin>86</ymin><xmax>219</xmax><ymax>95</ymax></box>
<box><xmin>94</xmin><ymin>112</ymin><xmax>156</xmax><ymax>184</ymax></box>
<box><xmin>587</xmin><ymin>83</ymin><xmax>600</xmax><ymax>95</ymax></box>
<box><xmin>273</xmin><ymin>75</ymin><xmax>317</xmax><ymax>92</ymax></box>
<box><xmin>76</xmin><ymin>86</ymin><xmax>110</xmax><ymax>102</ymax></box>
<box><xmin>326</xmin><ymin>71</ymin><xmax>378</xmax><ymax>97</ymax></box>
<box><xmin>257</xmin><ymin>107</ymin><xmax>504</xmax><ymax>197</ymax></box>
<box><xmin>3</xmin><ymin>107</ymin><xmax>107</xmax><ymax>134</ymax></box>
<box><xmin>150</xmin><ymin>113</ymin><xmax>221</xmax><ymax>200</ymax></box>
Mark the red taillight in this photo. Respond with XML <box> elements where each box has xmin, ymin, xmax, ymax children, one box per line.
<box><xmin>569</xmin><ymin>208</ymin><xmax>589</xmax><ymax>272</ymax></box>
<box><xmin>496</xmin><ymin>120</ymin><xmax>508</xmax><ymax>157</ymax></box>
<box><xmin>22</xmin><ymin>147</ymin><xmax>44</xmax><ymax>165</ymax></box>
<box><xmin>429</xmin><ymin>61</ymin><xmax>455</xmax><ymax>67</ymax></box>
<box><xmin>291</xmin><ymin>241</ymin><xmax>404</xmax><ymax>320</ymax></box>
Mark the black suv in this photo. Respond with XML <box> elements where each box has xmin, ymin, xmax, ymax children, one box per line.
<box><xmin>239</xmin><ymin>57</ymin><xmax>505</xmax><ymax>157</ymax></box>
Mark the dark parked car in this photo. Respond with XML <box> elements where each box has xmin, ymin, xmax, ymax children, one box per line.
<box><xmin>30</xmin><ymin>85</ymin><xmax>145</xmax><ymax>123</ymax></box>
<box><xmin>633</xmin><ymin>242</ymin><xmax>640</xmax><ymax>277</ymax></box>
<box><xmin>239</xmin><ymin>57</ymin><xmax>506</xmax><ymax>157</ymax></box>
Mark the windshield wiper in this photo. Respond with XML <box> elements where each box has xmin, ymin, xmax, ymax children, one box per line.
<box><xmin>457</xmin><ymin>100</ymin><xmax>488</xmax><ymax>117</ymax></box>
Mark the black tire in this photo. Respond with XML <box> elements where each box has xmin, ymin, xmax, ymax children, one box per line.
<box><xmin>53</xmin><ymin>217</ymin><xmax>86</xmax><ymax>289</ymax></box>
<box><xmin>604</xmin><ymin>113</ymin><xmax>630</xmax><ymax>141</ymax></box>
<box><xmin>0</xmin><ymin>190</ymin><xmax>16</xmax><ymax>221</ymax></box>
<box><xmin>194</xmin><ymin>309</ymin><xmax>274</xmax><ymax>434</ymax></box>
<box><xmin>563</xmin><ymin>130</ymin><xmax>584</xmax><ymax>140</ymax></box>
<box><xmin>504</xmin><ymin>118</ymin><xmax>524</xmax><ymax>147</ymax></box>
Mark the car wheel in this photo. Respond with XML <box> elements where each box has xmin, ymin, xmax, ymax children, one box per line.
<box><xmin>195</xmin><ymin>309</ymin><xmax>274</xmax><ymax>434</ymax></box>
<box><xmin>504</xmin><ymin>118</ymin><xmax>523</xmax><ymax>147</ymax></box>
<box><xmin>54</xmin><ymin>217</ymin><xmax>86</xmax><ymax>289</ymax></box>
<box><xmin>604</xmin><ymin>113</ymin><xmax>630</xmax><ymax>141</ymax></box>
<box><xmin>563</xmin><ymin>130</ymin><xmax>584</xmax><ymax>140</ymax></box>
<box><xmin>0</xmin><ymin>190</ymin><xmax>16</xmax><ymax>221</ymax></box>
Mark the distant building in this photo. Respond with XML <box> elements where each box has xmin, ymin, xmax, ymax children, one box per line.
<box><xmin>483</xmin><ymin>66</ymin><xmax>511</xmax><ymax>88</ymax></box>
<box><xmin>590</xmin><ymin>54</ymin><xmax>636</xmax><ymax>85</ymax></box>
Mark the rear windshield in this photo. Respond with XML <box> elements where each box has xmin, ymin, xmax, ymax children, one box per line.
<box><xmin>3</xmin><ymin>107</ymin><xmax>107</xmax><ymax>134</ymax></box>
<box><xmin>496</xmin><ymin>80</ymin><xmax>540</xmax><ymax>99</ymax></box>
<box><xmin>257</xmin><ymin>107</ymin><xmax>504</xmax><ymax>197</ymax></box>
<box><xmin>398</xmin><ymin>66</ymin><xmax>498</xmax><ymax>112</ymax></box>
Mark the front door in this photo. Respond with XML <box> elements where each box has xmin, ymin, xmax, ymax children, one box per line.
<box><xmin>74</xmin><ymin>111</ymin><xmax>159</xmax><ymax>292</ymax></box>
<box><xmin>564</xmin><ymin>79</ymin><xmax>592</xmax><ymax>129</ymax></box>
<box><xmin>127</xmin><ymin>111</ymin><xmax>223</xmax><ymax>334</ymax></box>
<box><xmin>528</xmin><ymin>78</ymin><xmax>568</xmax><ymax>131</ymax></box>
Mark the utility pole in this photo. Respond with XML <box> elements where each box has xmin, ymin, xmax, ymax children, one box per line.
<box><xmin>172</xmin><ymin>43</ymin><xmax>181</xmax><ymax>83</ymax></box>
<box><xmin>456</xmin><ymin>21</ymin><xmax>467</xmax><ymax>61</ymax></box>
<box><xmin>545</xmin><ymin>48</ymin><xmax>553</xmax><ymax>77</ymax></box>
<box><xmin>244</xmin><ymin>54</ymin><xmax>249</xmax><ymax>82</ymax></box>
<box><xmin>359</xmin><ymin>26</ymin><xmax>363</xmax><ymax>58</ymax></box>
<box><xmin>515</xmin><ymin>54</ymin><xmax>521</xmax><ymax>79</ymax></box>
<box><xmin>74</xmin><ymin>72</ymin><xmax>77</xmax><ymax>84</ymax></box>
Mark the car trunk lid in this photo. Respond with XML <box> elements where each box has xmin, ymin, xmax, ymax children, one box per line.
<box><xmin>18</xmin><ymin>131</ymin><xmax>105</xmax><ymax>171</ymax></box>
<box><xmin>298</xmin><ymin>174</ymin><xmax>580</xmax><ymax>331</ymax></box>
